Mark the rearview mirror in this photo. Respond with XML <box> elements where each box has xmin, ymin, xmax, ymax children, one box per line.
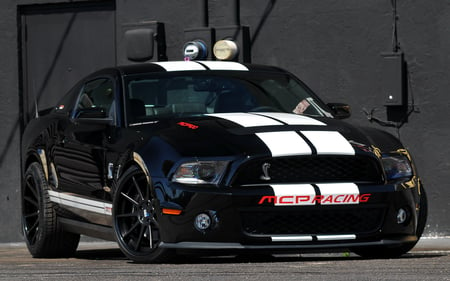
<box><xmin>327</xmin><ymin>103</ymin><xmax>351</xmax><ymax>119</ymax></box>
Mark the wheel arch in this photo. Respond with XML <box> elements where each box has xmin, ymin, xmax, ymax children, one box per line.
<box><xmin>132</xmin><ymin>152</ymin><xmax>151</xmax><ymax>183</ymax></box>
<box><xmin>23</xmin><ymin>148</ymin><xmax>48</xmax><ymax>182</ymax></box>
<box><xmin>117</xmin><ymin>152</ymin><xmax>151</xmax><ymax>183</ymax></box>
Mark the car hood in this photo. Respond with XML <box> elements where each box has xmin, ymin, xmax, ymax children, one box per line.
<box><xmin>137</xmin><ymin>112</ymin><xmax>390</xmax><ymax>160</ymax></box>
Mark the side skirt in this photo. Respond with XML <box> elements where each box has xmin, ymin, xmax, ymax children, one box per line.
<box><xmin>59</xmin><ymin>217</ymin><xmax>115</xmax><ymax>241</ymax></box>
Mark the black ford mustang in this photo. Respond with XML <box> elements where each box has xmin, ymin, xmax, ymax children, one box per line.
<box><xmin>21</xmin><ymin>61</ymin><xmax>427</xmax><ymax>263</ymax></box>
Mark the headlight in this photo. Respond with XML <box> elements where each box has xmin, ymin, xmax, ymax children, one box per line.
<box><xmin>172</xmin><ymin>161</ymin><xmax>229</xmax><ymax>185</ymax></box>
<box><xmin>382</xmin><ymin>154</ymin><xmax>413</xmax><ymax>180</ymax></box>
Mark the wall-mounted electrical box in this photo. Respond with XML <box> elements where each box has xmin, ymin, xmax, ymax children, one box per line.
<box><xmin>381</xmin><ymin>52</ymin><xmax>408</xmax><ymax>122</ymax></box>
<box><xmin>381</xmin><ymin>52</ymin><xmax>406</xmax><ymax>106</ymax></box>
<box><xmin>119</xmin><ymin>21</ymin><xmax>167</xmax><ymax>64</ymax></box>
<box><xmin>124</xmin><ymin>28</ymin><xmax>154</xmax><ymax>62</ymax></box>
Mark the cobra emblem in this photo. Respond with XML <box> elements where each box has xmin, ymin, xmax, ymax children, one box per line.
<box><xmin>260</xmin><ymin>163</ymin><xmax>271</xmax><ymax>181</ymax></box>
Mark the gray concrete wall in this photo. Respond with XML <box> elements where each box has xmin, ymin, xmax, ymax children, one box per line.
<box><xmin>1</xmin><ymin>1</ymin><xmax>25</xmax><ymax>242</ymax></box>
<box><xmin>1</xmin><ymin>0</ymin><xmax>449</xmax><ymax>242</ymax></box>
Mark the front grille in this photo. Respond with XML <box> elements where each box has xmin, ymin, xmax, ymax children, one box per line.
<box><xmin>241</xmin><ymin>207</ymin><xmax>385</xmax><ymax>236</ymax></box>
<box><xmin>232</xmin><ymin>155</ymin><xmax>383</xmax><ymax>185</ymax></box>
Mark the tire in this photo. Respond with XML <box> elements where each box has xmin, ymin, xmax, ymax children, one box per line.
<box><xmin>113</xmin><ymin>166</ymin><xmax>173</xmax><ymax>263</ymax></box>
<box><xmin>21</xmin><ymin>162</ymin><xmax>80</xmax><ymax>258</ymax></box>
<box><xmin>353</xmin><ymin>187</ymin><xmax>428</xmax><ymax>259</ymax></box>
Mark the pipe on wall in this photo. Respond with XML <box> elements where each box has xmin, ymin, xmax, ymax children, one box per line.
<box><xmin>194</xmin><ymin>0</ymin><xmax>209</xmax><ymax>27</ymax></box>
<box><xmin>230</xmin><ymin>0</ymin><xmax>240</xmax><ymax>26</ymax></box>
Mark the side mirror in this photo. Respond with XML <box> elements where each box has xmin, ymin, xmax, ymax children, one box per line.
<box><xmin>327</xmin><ymin>103</ymin><xmax>351</xmax><ymax>119</ymax></box>
<box><xmin>76</xmin><ymin>107</ymin><xmax>108</xmax><ymax>119</ymax></box>
<box><xmin>74</xmin><ymin>107</ymin><xmax>114</xmax><ymax>125</ymax></box>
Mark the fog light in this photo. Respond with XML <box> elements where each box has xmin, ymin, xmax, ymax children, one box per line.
<box><xmin>194</xmin><ymin>213</ymin><xmax>211</xmax><ymax>231</ymax></box>
<box><xmin>397</xmin><ymin>208</ymin><xmax>408</xmax><ymax>224</ymax></box>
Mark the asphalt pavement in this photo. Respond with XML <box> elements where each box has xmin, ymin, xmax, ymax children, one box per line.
<box><xmin>0</xmin><ymin>237</ymin><xmax>449</xmax><ymax>281</ymax></box>
<box><xmin>412</xmin><ymin>236</ymin><xmax>450</xmax><ymax>251</ymax></box>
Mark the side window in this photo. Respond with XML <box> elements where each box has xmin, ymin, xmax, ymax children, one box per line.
<box><xmin>53</xmin><ymin>83</ymin><xmax>82</xmax><ymax>115</ymax></box>
<box><xmin>75</xmin><ymin>78</ymin><xmax>115</xmax><ymax>119</ymax></box>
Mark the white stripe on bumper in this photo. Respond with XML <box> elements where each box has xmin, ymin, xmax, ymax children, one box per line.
<box><xmin>270</xmin><ymin>234</ymin><xmax>356</xmax><ymax>242</ymax></box>
<box><xmin>266</xmin><ymin>183</ymin><xmax>365</xmax><ymax>206</ymax></box>
<box><xmin>271</xmin><ymin>235</ymin><xmax>313</xmax><ymax>242</ymax></box>
<box><xmin>316</xmin><ymin>234</ymin><xmax>356</xmax><ymax>241</ymax></box>
<box><xmin>317</xmin><ymin>183</ymin><xmax>360</xmax><ymax>205</ymax></box>
<box><xmin>271</xmin><ymin>184</ymin><xmax>316</xmax><ymax>206</ymax></box>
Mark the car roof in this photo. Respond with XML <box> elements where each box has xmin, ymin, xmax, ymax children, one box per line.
<box><xmin>113</xmin><ymin>61</ymin><xmax>287</xmax><ymax>76</ymax></box>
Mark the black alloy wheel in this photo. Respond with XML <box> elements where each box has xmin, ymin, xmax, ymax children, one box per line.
<box><xmin>22</xmin><ymin>162</ymin><xmax>80</xmax><ymax>257</ymax></box>
<box><xmin>113</xmin><ymin>166</ymin><xmax>173</xmax><ymax>263</ymax></box>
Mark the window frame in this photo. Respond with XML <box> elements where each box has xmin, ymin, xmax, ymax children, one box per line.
<box><xmin>71</xmin><ymin>75</ymin><xmax>117</xmax><ymax>125</ymax></box>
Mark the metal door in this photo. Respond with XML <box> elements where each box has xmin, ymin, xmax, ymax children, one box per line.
<box><xmin>19</xmin><ymin>1</ymin><xmax>116</xmax><ymax>127</ymax></box>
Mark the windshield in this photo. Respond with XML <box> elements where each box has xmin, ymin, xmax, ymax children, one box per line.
<box><xmin>125</xmin><ymin>71</ymin><xmax>332</xmax><ymax>125</ymax></box>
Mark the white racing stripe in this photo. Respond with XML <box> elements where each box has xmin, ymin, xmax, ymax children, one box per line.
<box><xmin>301</xmin><ymin>131</ymin><xmax>355</xmax><ymax>155</ymax></box>
<box><xmin>263</xmin><ymin>183</ymin><xmax>367</xmax><ymax>206</ymax></box>
<box><xmin>199</xmin><ymin>61</ymin><xmax>249</xmax><ymax>71</ymax></box>
<box><xmin>207</xmin><ymin>113</ymin><xmax>283</xmax><ymax>127</ymax></box>
<box><xmin>208</xmin><ymin>112</ymin><xmax>355</xmax><ymax>157</ymax></box>
<box><xmin>48</xmin><ymin>190</ymin><xmax>112</xmax><ymax>216</ymax></box>
<box><xmin>153</xmin><ymin>61</ymin><xmax>206</xmax><ymax>71</ymax></box>
<box><xmin>152</xmin><ymin>61</ymin><xmax>249</xmax><ymax>72</ymax></box>
<box><xmin>271</xmin><ymin>184</ymin><xmax>316</xmax><ymax>206</ymax></box>
<box><xmin>256</xmin><ymin>131</ymin><xmax>312</xmax><ymax>156</ymax></box>
<box><xmin>317</xmin><ymin>183</ymin><xmax>360</xmax><ymax>205</ymax></box>
<box><xmin>255</xmin><ymin>112</ymin><xmax>326</xmax><ymax>126</ymax></box>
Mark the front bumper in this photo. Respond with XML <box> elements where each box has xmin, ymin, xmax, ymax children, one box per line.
<box><xmin>160</xmin><ymin>235</ymin><xmax>419</xmax><ymax>251</ymax></box>
<box><xmin>155</xmin><ymin>180</ymin><xmax>421</xmax><ymax>251</ymax></box>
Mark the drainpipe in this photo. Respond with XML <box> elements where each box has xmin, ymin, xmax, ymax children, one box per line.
<box><xmin>230</xmin><ymin>0</ymin><xmax>240</xmax><ymax>26</ymax></box>
<box><xmin>195</xmin><ymin>0</ymin><xmax>209</xmax><ymax>27</ymax></box>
